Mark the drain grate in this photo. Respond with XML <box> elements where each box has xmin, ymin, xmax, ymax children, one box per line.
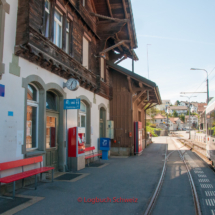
<box><xmin>86</xmin><ymin>162</ymin><xmax>105</xmax><ymax>167</ymax></box>
<box><xmin>55</xmin><ymin>173</ymin><xmax>82</xmax><ymax>181</ymax></box>
<box><xmin>0</xmin><ymin>197</ymin><xmax>31</xmax><ymax>214</ymax></box>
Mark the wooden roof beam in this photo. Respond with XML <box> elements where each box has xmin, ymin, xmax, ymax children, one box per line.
<box><xmin>115</xmin><ymin>56</ymin><xmax>127</xmax><ymax>64</ymax></box>
<box><xmin>141</xmin><ymin>101</ymin><xmax>151</xmax><ymax>110</ymax></box>
<box><xmin>100</xmin><ymin>40</ymin><xmax>130</xmax><ymax>55</ymax></box>
<box><xmin>106</xmin><ymin>0</ymin><xmax>113</xmax><ymax>17</ymax></box>
<box><xmin>90</xmin><ymin>12</ymin><xmax>128</xmax><ymax>23</ymax></box>
<box><xmin>133</xmin><ymin>90</ymin><xmax>146</xmax><ymax>103</ymax></box>
<box><xmin>137</xmin><ymin>95</ymin><xmax>147</xmax><ymax>107</ymax></box>
<box><xmin>122</xmin><ymin>0</ymin><xmax>133</xmax><ymax>48</ymax></box>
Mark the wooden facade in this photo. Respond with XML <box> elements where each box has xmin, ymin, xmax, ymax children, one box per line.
<box><xmin>14</xmin><ymin>0</ymin><xmax>161</xmax><ymax>155</ymax></box>
<box><xmin>108</xmin><ymin>62</ymin><xmax>161</xmax><ymax>154</ymax></box>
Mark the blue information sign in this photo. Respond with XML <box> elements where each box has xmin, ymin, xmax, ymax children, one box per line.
<box><xmin>0</xmin><ymin>84</ymin><xmax>5</xmax><ymax>97</ymax></box>
<box><xmin>64</xmin><ymin>99</ymin><xmax>80</xmax><ymax>110</ymax></box>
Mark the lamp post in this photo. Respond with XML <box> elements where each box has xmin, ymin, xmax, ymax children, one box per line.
<box><xmin>147</xmin><ymin>44</ymin><xmax>151</xmax><ymax>79</ymax></box>
<box><xmin>180</xmin><ymin>95</ymin><xmax>197</xmax><ymax>139</ymax></box>
<box><xmin>190</xmin><ymin>68</ymin><xmax>209</xmax><ymax>104</ymax></box>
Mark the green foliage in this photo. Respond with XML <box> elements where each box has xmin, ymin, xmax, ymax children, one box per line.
<box><xmin>180</xmin><ymin>114</ymin><xmax>185</xmax><ymax>122</ymax></box>
<box><xmin>146</xmin><ymin>121</ymin><xmax>150</xmax><ymax>126</ymax></box>
<box><xmin>173</xmin><ymin>110</ymin><xmax>178</xmax><ymax>117</ymax></box>
<box><xmin>146</xmin><ymin>126</ymin><xmax>158</xmax><ymax>137</ymax></box>
<box><xmin>150</xmin><ymin>124</ymin><xmax>157</xmax><ymax>128</ymax></box>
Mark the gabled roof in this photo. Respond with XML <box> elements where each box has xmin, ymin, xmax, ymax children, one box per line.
<box><xmin>168</xmin><ymin>106</ymin><xmax>188</xmax><ymax>110</ymax></box>
<box><xmin>154</xmin><ymin>114</ymin><xmax>165</xmax><ymax>119</ymax></box>
<box><xmin>146</xmin><ymin>114</ymin><xmax>152</xmax><ymax>120</ymax></box>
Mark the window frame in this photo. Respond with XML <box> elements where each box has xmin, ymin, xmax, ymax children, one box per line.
<box><xmin>82</xmin><ymin>36</ymin><xmax>90</xmax><ymax>69</ymax></box>
<box><xmin>54</xmin><ymin>8</ymin><xmax>63</xmax><ymax>48</ymax></box>
<box><xmin>44</xmin><ymin>0</ymin><xmax>51</xmax><ymax>38</ymax></box>
<box><xmin>26</xmin><ymin>83</ymin><xmax>39</xmax><ymax>151</ymax></box>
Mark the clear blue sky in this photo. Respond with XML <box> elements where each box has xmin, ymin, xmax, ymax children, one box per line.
<box><xmin>119</xmin><ymin>0</ymin><xmax>215</xmax><ymax>105</ymax></box>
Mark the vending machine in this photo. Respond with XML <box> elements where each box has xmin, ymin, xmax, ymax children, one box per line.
<box><xmin>134</xmin><ymin>122</ymin><xmax>143</xmax><ymax>155</ymax></box>
<box><xmin>68</xmin><ymin>127</ymin><xmax>86</xmax><ymax>171</ymax></box>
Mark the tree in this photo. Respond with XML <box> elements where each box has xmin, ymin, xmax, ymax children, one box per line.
<box><xmin>180</xmin><ymin>114</ymin><xmax>185</xmax><ymax>122</ymax></box>
<box><xmin>173</xmin><ymin>110</ymin><xmax>178</xmax><ymax>117</ymax></box>
<box><xmin>174</xmin><ymin>100</ymin><xmax>180</xmax><ymax>106</ymax></box>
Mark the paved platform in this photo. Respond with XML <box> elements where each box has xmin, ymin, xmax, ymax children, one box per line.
<box><xmin>0</xmin><ymin>137</ymin><xmax>167</xmax><ymax>215</ymax></box>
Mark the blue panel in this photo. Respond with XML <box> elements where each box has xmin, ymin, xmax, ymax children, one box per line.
<box><xmin>64</xmin><ymin>99</ymin><xmax>81</xmax><ymax>110</ymax></box>
<box><xmin>8</xmin><ymin>111</ymin><xmax>13</xmax><ymax>116</ymax></box>
<box><xmin>100</xmin><ymin>138</ymin><xmax>111</xmax><ymax>150</ymax></box>
<box><xmin>0</xmin><ymin>84</ymin><xmax>5</xmax><ymax>97</ymax></box>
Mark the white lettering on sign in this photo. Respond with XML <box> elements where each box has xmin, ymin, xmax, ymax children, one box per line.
<box><xmin>103</xmin><ymin>140</ymin><xmax>107</xmax><ymax>146</ymax></box>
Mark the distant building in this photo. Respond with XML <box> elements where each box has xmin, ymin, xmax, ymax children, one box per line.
<box><xmin>156</xmin><ymin>100</ymin><xmax>171</xmax><ymax>112</ymax></box>
<box><xmin>167</xmin><ymin>106</ymin><xmax>188</xmax><ymax>115</ymax></box>
<box><xmin>153</xmin><ymin>114</ymin><xmax>166</xmax><ymax>126</ymax></box>
<box><xmin>168</xmin><ymin>117</ymin><xmax>184</xmax><ymax>131</ymax></box>
<box><xmin>198</xmin><ymin>103</ymin><xmax>207</xmax><ymax>115</ymax></box>
<box><xmin>185</xmin><ymin>115</ymin><xmax>198</xmax><ymax>128</ymax></box>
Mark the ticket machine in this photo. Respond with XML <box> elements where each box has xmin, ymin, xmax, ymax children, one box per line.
<box><xmin>134</xmin><ymin>122</ymin><xmax>143</xmax><ymax>155</ymax></box>
<box><xmin>68</xmin><ymin>127</ymin><xmax>85</xmax><ymax>171</ymax></box>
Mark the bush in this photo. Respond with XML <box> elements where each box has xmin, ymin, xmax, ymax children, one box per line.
<box><xmin>146</xmin><ymin>126</ymin><xmax>158</xmax><ymax>137</ymax></box>
<box><xmin>150</xmin><ymin>124</ymin><xmax>157</xmax><ymax>128</ymax></box>
<box><xmin>146</xmin><ymin>121</ymin><xmax>150</xmax><ymax>126</ymax></box>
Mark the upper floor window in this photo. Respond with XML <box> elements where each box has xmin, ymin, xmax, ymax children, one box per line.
<box><xmin>83</xmin><ymin>0</ymin><xmax>85</xmax><ymax>7</ymax></box>
<box><xmin>54</xmin><ymin>9</ymin><xmax>63</xmax><ymax>48</ymax></box>
<box><xmin>44</xmin><ymin>0</ymin><xmax>50</xmax><ymax>37</ymax></box>
<box><xmin>82</xmin><ymin>36</ymin><xmax>89</xmax><ymax>69</ymax></box>
<box><xmin>66</xmin><ymin>20</ymin><xmax>70</xmax><ymax>54</ymax></box>
<box><xmin>100</xmin><ymin>58</ymin><xmax>105</xmax><ymax>81</ymax></box>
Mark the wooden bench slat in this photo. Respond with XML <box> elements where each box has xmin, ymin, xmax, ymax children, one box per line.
<box><xmin>85</xmin><ymin>147</ymin><xmax>95</xmax><ymax>152</ymax></box>
<box><xmin>85</xmin><ymin>153</ymin><xmax>102</xmax><ymax>159</ymax></box>
<box><xmin>0</xmin><ymin>167</ymin><xmax>54</xmax><ymax>183</ymax></box>
<box><xmin>0</xmin><ymin>156</ymin><xmax>43</xmax><ymax>171</ymax></box>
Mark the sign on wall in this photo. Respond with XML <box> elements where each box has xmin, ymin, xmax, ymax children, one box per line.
<box><xmin>0</xmin><ymin>84</ymin><xmax>5</xmax><ymax>97</ymax></box>
<box><xmin>64</xmin><ymin>99</ymin><xmax>81</xmax><ymax>110</ymax></box>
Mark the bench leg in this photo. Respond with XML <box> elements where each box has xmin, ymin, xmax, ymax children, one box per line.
<box><xmin>13</xmin><ymin>181</ymin><xmax>15</xmax><ymax>199</ymax></box>
<box><xmin>35</xmin><ymin>175</ymin><xmax>37</xmax><ymax>190</ymax></box>
<box><xmin>52</xmin><ymin>169</ymin><xmax>54</xmax><ymax>183</ymax></box>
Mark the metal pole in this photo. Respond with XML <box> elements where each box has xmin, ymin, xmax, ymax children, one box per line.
<box><xmin>207</xmin><ymin>76</ymin><xmax>209</xmax><ymax>104</ymax></box>
<box><xmin>189</xmin><ymin>98</ymin><xmax>191</xmax><ymax>139</ymax></box>
<box><xmin>147</xmin><ymin>46</ymin><xmax>149</xmax><ymax>79</ymax></box>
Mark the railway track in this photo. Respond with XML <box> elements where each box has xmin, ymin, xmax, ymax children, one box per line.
<box><xmin>144</xmin><ymin>137</ymin><xmax>202</xmax><ymax>215</ymax></box>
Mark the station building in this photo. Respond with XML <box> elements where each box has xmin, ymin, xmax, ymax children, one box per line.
<box><xmin>0</xmin><ymin>0</ymin><xmax>161</xmax><ymax>176</ymax></box>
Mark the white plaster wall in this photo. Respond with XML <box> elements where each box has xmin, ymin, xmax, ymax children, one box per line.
<box><xmin>0</xmin><ymin>0</ymin><xmax>109</xmax><ymax>169</ymax></box>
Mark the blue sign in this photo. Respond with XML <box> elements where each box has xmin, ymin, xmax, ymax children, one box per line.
<box><xmin>8</xmin><ymin>111</ymin><xmax>13</xmax><ymax>116</ymax></box>
<box><xmin>0</xmin><ymin>84</ymin><xmax>5</xmax><ymax>97</ymax></box>
<box><xmin>64</xmin><ymin>99</ymin><xmax>80</xmax><ymax>110</ymax></box>
<box><xmin>100</xmin><ymin>138</ymin><xmax>111</xmax><ymax>151</ymax></box>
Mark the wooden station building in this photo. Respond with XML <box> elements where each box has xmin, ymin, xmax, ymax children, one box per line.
<box><xmin>0</xmin><ymin>0</ymin><xmax>161</xmax><ymax>173</ymax></box>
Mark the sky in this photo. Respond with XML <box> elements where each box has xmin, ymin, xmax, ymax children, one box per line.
<box><xmin>119</xmin><ymin>0</ymin><xmax>215</xmax><ymax>105</ymax></box>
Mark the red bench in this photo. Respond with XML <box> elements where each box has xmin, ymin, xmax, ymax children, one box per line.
<box><xmin>0</xmin><ymin>156</ymin><xmax>54</xmax><ymax>199</ymax></box>
<box><xmin>85</xmin><ymin>147</ymin><xmax>102</xmax><ymax>166</ymax></box>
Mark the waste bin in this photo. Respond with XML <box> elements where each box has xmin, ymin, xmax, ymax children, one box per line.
<box><xmin>100</xmin><ymin>138</ymin><xmax>111</xmax><ymax>160</ymax></box>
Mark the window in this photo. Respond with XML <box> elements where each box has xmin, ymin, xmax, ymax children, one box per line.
<box><xmin>83</xmin><ymin>0</ymin><xmax>85</xmax><ymax>7</ymax></box>
<box><xmin>26</xmin><ymin>84</ymin><xmax>39</xmax><ymax>149</ymax></box>
<box><xmin>100</xmin><ymin>58</ymin><xmax>105</xmax><ymax>81</ymax></box>
<box><xmin>66</xmin><ymin>20</ymin><xmax>70</xmax><ymax>54</ymax></box>
<box><xmin>46</xmin><ymin>91</ymin><xmax>57</xmax><ymax>111</ymax></box>
<box><xmin>44</xmin><ymin>0</ymin><xmax>50</xmax><ymax>37</ymax></box>
<box><xmin>54</xmin><ymin>9</ymin><xmax>63</xmax><ymax>48</ymax></box>
<box><xmin>138</xmin><ymin>111</ymin><xmax>141</xmax><ymax>122</ymax></box>
<box><xmin>82</xmin><ymin>36</ymin><xmax>89</xmax><ymax>69</ymax></box>
<box><xmin>79</xmin><ymin>102</ymin><xmax>86</xmax><ymax>128</ymax></box>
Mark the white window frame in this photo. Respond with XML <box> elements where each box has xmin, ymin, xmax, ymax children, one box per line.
<box><xmin>82</xmin><ymin>36</ymin><xmax>89</xmax><ymax>69</ymax></box>
<box><xmin>66</xmin><ymin>19</ymin><xmax>70</xmax><ymax>54</ymax></box>
<box><xmin>79</xmin><ymin>102</ymin><xmax>87</xmax><ymax>128</ymax></box>
<box><xmin>27</xmin><ymin>83</ymin><xmax>39</xmax><ymax>150</ymax></box>
<box><xmin>54</xmin><ymin>8</ymin><xmax>63</xmax><ymax>48</ymax></box>
<box><xmin>83</xmin><ymin>0</ymin><xmax>85</xmax><ymax>7</ymax></box>
<box><xmin>100</xmin><ymin>57</ymin><xmax>105</xmax><ymax>81</ymax></box>
<box><xmin>45</xmin><ymin>0</ymin><xmax>50</xmax><ymax>37</ymax></box>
